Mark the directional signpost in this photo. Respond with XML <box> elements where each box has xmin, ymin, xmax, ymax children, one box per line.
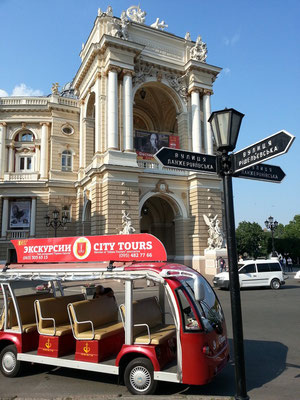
<box><xmin>232</xmin><ymin>130</ymin><xmax>295</xmax><ymax>173</ymax></box>
<box><xmin>154</xmin><ymin>124</ymin><xmax>295</xmax><ymax>400</ymax></box>
<box><xmin>233</xmin><ymin>163</ymin><xmax>286</xmax><ymax>183</ymax></box>
<box><xmin>154</xmin><ymin>147</ymin><xmax>217</xmax><ymax>173</ymax></box>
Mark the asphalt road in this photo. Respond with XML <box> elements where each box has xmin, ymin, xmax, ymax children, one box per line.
<box><xmin>0</xmin><ymin>274</ymin><xmax>299</xmax><ymax>400</ymax></box>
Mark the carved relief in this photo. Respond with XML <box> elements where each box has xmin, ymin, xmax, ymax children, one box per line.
<box><xmin>166</xmin><ymin>72</ymin><xmax>188</xmax><ymax>104</ymax></box>
<box><xmin>152</xmin><ymin>179</ymin><xmax>172</xmax><ymax>194</ymax></box>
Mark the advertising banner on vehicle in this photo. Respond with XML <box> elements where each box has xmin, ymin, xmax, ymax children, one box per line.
<box><xmin>12</xmin><ymin>234</ymin><xmax>167</xmax><ymax>263</ymax></box>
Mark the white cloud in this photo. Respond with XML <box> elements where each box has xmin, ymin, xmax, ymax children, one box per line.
<box><xmin>223</xmin><ymin>33</ymin><xmax>240</xmax><ymax>46</ymax></box>
<box><xmin>0</xmin><ymin>89</ymin><xmax>8</xmax><ymax>97</ymax></box>
<box><xmin>11</xmin><ymin>83</ymin><xmax>43</xmax><ymax>96</ymax></box>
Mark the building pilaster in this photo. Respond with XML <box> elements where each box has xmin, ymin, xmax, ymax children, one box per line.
<box><xmin>0</xmin><ymin>122</ymin><xmax>7</xmax><ymax>179</ymax></box>
<box><xmin>107</xmin><ymin>68</ymin><xmax>120</xmax><ymax>150</ymax></box>
<box><xmin>123</xmin><ymin>70</ymin><xmax>134</xmax><ymax>151</ymax></box>
<box><xmin>40</xmin><ymin>122</ymin><xmax>50</xmax><ymax>179</ymax></box>
<box><xmin>203</xmin><ymin>90</ymin><xmax>213</xmax><ymax>155</ymax></box>
<box><xmin>190</xmin><ymin>90</ymin><xmax>202</xmax><ymax>153</ymax></box>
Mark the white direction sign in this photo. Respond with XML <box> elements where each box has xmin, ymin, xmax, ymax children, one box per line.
<box><xmin>233</xmin><ymin>130</ymin><xmax>295</xmax><ymax>173</ymax></box>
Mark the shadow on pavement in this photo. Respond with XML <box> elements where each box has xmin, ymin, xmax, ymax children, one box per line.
<box><xmin>36</xmin><ymin>338</ymin><xmax>288</xmax><ymax>398</ymax></box>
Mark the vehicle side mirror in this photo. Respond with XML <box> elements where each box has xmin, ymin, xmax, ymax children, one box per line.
<box><xmin>194</xmin><ymin>276</ymin><xmax>205</xmax><ymax>302</ymax></box>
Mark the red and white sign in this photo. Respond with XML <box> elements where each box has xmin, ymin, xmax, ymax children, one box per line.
<box><xmin>12</xmin><ymin>234</ymin><xmax>167</xmax><ymax>264</ymax></box>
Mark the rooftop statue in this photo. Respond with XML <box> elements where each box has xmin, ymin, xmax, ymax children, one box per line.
<box><xmin>126</xmin><ymin>5</ymin><xmax>146</xmax><ymax>24</ymax></box>
<box><xmin>185</xmin><ymin>32</ymin><xmax>191</xmax><ymax>41</ymax></box>
<box><xmin>190</xmin><ymin>35</ymin><xmax>207</xmax><ymax>63</ymax></box>
<box><xmin>106</xmin><ymin>6</ymin><xmax>113</xmax><ymax>17</ymax></box>
<box><xmin>151</xmin><ymin>18</ymin><xmax>168</xmax><ymax>31</ymax></box>
<box><xmin>51</xmin><ymin>82</ymin><xmax>59</xmax><ymax>95</ymax></box>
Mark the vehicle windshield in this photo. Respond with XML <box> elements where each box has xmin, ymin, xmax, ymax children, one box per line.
<box><xmin>182</xmin><ymin>276</ymin><xmax>225</xmax><ymax>333</ymax></box>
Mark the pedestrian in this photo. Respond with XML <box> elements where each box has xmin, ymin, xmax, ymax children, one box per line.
<box><xmin>287</xmin><ymin>256</ymin><xmax>293</xmax><ymax>272</ymax></box>
<box><xmin>282</xmin><ymin>257</ymin><xmax>287</xmax><ymax>272</ymax></box>
<box><xmin>219</xmin><ymin>257</ymin><xmax>226</xmax><ymax>273</ymax></box>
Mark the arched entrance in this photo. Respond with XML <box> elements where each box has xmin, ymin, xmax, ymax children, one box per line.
<box><xmin>140</xmin><ymin>196</ymin><xmax>176</xmax><ymax>260</ymax></box>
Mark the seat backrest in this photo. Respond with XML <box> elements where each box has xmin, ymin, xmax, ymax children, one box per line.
<box><xmin>36</xmin><ymin>294</ymin><xmax>84</xmax><ymax>329</ymax></box>
<box><xmin>5</xmin><ymin>293</ymin><xmax>53</xmax><ymax>329</ymax></box>
<box><xmin>70</xmin><ymin>296</ymin><xmax>118</xmax><ymax>335</ymax></box>
<box><xmin>120</xmin><ymin>297</ymin><xmax>162</xmax><ymax>335</ymax></box>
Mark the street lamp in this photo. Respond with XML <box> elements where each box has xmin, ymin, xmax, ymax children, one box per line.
<box><xmin>265</xmin><ymin>216</ymin><xmax>278</xmax><ymax>257</ymax></box>
<box><xmin>209</xmin><ymin>108</ymin><xmax>249</xmax><ymax>400</ymax></box>
<box><xmin>45</xmin><ymin>209</ymin><xmax>68</xmax><ymax>237</ymax></box>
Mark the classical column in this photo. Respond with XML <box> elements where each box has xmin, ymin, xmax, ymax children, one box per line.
<box><xmin>1</xmin><ymin>198</ymin><xmax>9</xmax><ymax>238</ymax></box>
<box><xmin>123</xmin><ymin>71</ymin><xmax>133</xmax><ymax>151</ymax></box>
<box><xmin>191</xmin><ymin>90</ymin><xmax>202</xmax><ymax>153</ymax></box>
<box><xmin>79</xmin><ymin>100</ymin><xmax>85</xmax><ymax>169</ymax></box>
<box><xmin>8</xmin><ymin>145</ymin><xmax>14</xmax><ymax>172</ymax></box>
<box><xmin>107</xmin><ymin>68</ymin><xmax>119</xmax><ymax>150</ymax></box>
<box><xmin>40</xmin><ymin>123</ymin><xmax>49</xmax><ymax>179</ymax></box>
<box><xmin>94</xmin><ymin>75</ymin><xmax>102</xmax><ymax>153</ymax></box>
<box><xmin>0</xmin><ymin>122</ymin><xmax>7</xmax><ymax>179</ymax></box>
<box><xmin>203</xmin><ymin>91</ymin><xmax>213</xmax><ymax>155</ymax></box>
<box><xmin>30</xmin><ymin>198</ymin><xmax>36</xmax><ymax>237</ymax></box>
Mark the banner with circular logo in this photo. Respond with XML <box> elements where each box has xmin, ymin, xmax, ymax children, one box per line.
<box><xmin>11</xmin><ymin>234</ymin><xmax>167</xmax><ymax>264</ymax></box>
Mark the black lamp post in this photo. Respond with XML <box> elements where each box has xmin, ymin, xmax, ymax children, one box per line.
<box><xmin>209</xmin><ymin>108</ymin><xmax>249</xmax><ymax>400</ymax></box>
<box><xmin>265</xmin><ymin>216</ymin><xmax>278</xmax><ymax>257</ymax></box>
<box><xmin>45</xmin><ymin>209</ymin><xmax>68</xmax><ymax>237</ymax></box>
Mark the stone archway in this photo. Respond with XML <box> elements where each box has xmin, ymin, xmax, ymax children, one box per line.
<box><xmin>140</xmin><ymin>196</ymin><xmax>176</xmax><ymax>260</ymax></box>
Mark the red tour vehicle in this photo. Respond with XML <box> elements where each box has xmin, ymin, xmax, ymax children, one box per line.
<box><xmin>0</xmin><ymin>234</ymin><xmax>229</xmax><ymax>395</ymax></box>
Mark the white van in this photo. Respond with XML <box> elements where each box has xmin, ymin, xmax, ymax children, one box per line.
<box><xmin>213</xmin><ymin>259</ymin><xmax>287</xmax><ymax>290</ymax></box>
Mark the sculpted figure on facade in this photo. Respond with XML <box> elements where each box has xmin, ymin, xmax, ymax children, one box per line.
<box><xmin>190</xmin><ymin>35</ymin><xmax>207</xmax><ymax>63</ymax></box>
<box><xmin>166</xmin><ymin>73</ymin><xmax>188</xmax><ymax>104</ymax></box>
<box><xmin>203</xmin><ymin>214</ymin><xmax>225</xmax><ymax>250</ymax></box>
<box><xmin>126</xmin><ymin>5</ymin><xmax>146</xmax><ymax>24</ymax></box>
<box><xmin>119</xmin><ymin>211</ymin><xmax>135</xmax><ymax>235</ymax></box>
<box><xmin>109</xmin><ymin>12</ymin><xmax>129</xmax><ymax>40</ymax></box>
<box><xmin>151</xmin><ymin>18</ymin><xmax>168</xmax><ymax>31</ymax></box>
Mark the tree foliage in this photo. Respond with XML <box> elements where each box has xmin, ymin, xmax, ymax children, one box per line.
<box><xmin>283</xmin><ymin>214</ymin><xmax>300</xmax><ymax>239</ymax></box>
<box><xmin>236</xmin><ymin>221</ymin><xmax>267</xmax><ymax>259</ymax></box>
<box><xmin>235</xmin><ymin>214</ymin><xmax>300</xmax><ymax>262</ymax></box>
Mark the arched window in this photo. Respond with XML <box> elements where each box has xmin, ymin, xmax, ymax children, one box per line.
<box><xmin>61</xmin><ymin>150</ymin><xmax>72</xmax><ymax>171</ymax></box>
<box><xmin>19</xmin><ymin>132</ymin><xmax>33</xmax><ymax>142</ymax></box>
<box><xmin>14</xmin><ymin>130</ymin><xmax>36</xmax><ymax>173</ymax></box>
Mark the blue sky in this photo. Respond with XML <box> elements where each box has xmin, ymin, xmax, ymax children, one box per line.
<box><xmin>0</xmin><ymin>0</ymin><xmax>299</xmax><ymax>227</ymax></box>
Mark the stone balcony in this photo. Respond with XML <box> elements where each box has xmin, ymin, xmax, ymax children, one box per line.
<box><xmin>4</xmin><ymin>172</ymin><xmax>40</xmax><ymax>181</ymax></box>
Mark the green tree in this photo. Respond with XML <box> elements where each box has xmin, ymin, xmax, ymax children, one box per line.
<box><xmin>236</xmin><ymin>221</ymin><xmax>267</xmax><ymax>259</ymax></box>
<box><xmin>283</xmin><ymin>214</ymin><xmax>300</xmax><ymax>239</ymax></box>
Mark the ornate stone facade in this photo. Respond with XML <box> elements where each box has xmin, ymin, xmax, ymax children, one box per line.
<box><xmin>0</xmin><ymin>5</ymin><xmax>224</xmax><ymax>273</ymax></box>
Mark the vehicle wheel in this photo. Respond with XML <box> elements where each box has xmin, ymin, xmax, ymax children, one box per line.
<box><xmin>0</xmin><ymin>344</ymin><xmax>21</xmax><ymax>377</ymax></box>
<box><xmin>270</xmin><ymin>279</ymin><xmax>280</xmax><ymax>290</ymax></box>
<box><xmin>124</xmin><ymin>357</ymin><xmax>157</xmax><ymax>395</ymax></box>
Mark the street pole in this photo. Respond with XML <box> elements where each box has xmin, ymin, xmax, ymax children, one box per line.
<box><xmin>222</xmin><ymin>167</ymin><xmax>249</xmax><ymax>400</ymax></box>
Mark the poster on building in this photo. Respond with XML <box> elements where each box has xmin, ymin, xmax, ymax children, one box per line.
<box><xmin>9</xmin><ymin>201</ymin><xmax>31</xmax><ymax>228</ymax></box>
<box><xmin>169</xmin><ymin>135</ymin><xmax>180</xmax><ymax>149</ymax></box>
<box><xmin>135</xmin><ymin>130</ymin><xmax>172</xmax><ymax>159</ymax></box>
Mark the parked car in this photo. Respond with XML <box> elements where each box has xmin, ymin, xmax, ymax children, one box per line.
<box><xmin>213</xmin><ymin>259</ymin><xmax>287</xmax><ymax>290</ymax></box>
<box><xmin>294</xmin><ymin>270</ymin><xmax>300</xmax><ymax>281</ymax></box>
